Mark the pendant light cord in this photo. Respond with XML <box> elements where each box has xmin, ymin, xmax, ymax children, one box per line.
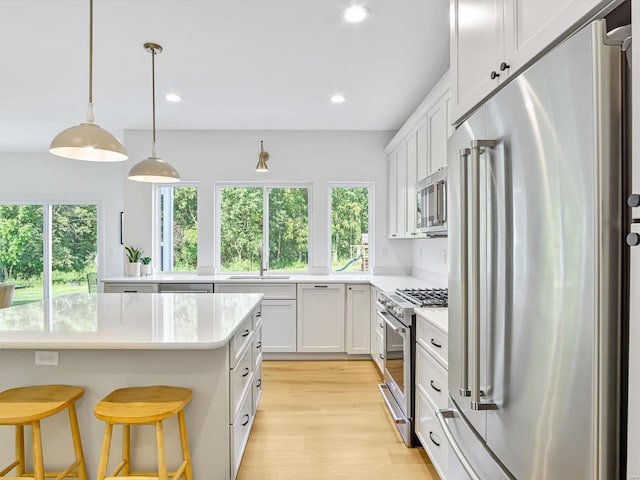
<box><xmin>151</xmin><ymin>47</ymin><xmax>157</xmax><ymax>156</ymax></box>
<box><xmin>89</xmin><ymin>0</ymin><xmax>93</xmax><ymax>105</ymax></box>
<box><xmin>86</xmin><ymin>0</ymin><xmax>95</xmax><ymax>122</ymax></box>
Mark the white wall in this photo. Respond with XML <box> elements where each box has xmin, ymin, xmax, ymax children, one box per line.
<box><xmin>0</xmin><ymin>152</ymin><xmax>126</xmax><ymax>279</ymax></box>
<box><xmin>122</xmin><ymin>130</ymin><xmax>413</xmax><ymax>275</ymax></box>
<box><xmin>411</xmin><ymin>238</ymin><xmax>448</xmax><ymax>287</ymax></box>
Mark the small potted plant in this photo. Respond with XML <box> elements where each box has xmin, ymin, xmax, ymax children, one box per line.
<box><xmin>140</xmin><ymin>257</ymin><xmax>152</xmax><ymax>276</ymax></box>
<box><xmin>125</xmin><ymin>246</ymin><xmax>143</xmax><ymax>277</ymax></box>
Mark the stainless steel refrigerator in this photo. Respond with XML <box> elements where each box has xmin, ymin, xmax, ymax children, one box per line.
<box><xmin>440</xmin><ymin>19</ymin><xmax>629</xmax><ymax>480</ymax></box>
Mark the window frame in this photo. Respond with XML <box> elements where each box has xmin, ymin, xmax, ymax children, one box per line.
<box><xmin>215</xmin><ymin>182</ymin><xmax>313</xmax><ymax>273</ymax></box>
<box><xmin>0</xmin><ymin>197</ymin><xmax>103</xmax><ymax>300</ymax></box>
<box><xmin>154</xmin><ymin>182</ymin><xmax>199</xmax><ymax>273</ymax></box>
<box><xmin>328</xmin><ymin>182</ymin><xmax>374</xmax><ymax>274</ymax></box>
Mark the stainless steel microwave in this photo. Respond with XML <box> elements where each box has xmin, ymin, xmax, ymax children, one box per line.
<box><xmin>416</xmin><ymin>167</ymin><xmax>447</xmax><ymax>236</ymax></box>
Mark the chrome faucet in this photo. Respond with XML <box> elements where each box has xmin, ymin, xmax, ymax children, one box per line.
<box><xmin>258</xmin><ymin>244</ymin><xmax>267</xmax><ymax>277</ymax></box>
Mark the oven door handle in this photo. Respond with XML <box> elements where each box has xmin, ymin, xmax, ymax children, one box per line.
<box><xmin>379</xmin><ymin>310</ymin><xmax>406</xmax><ymax>335</ymax></box>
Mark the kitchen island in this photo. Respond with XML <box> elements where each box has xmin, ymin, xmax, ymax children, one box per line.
<box><xmin>0</xmin><ymin>292</ymin><xmax>263</xmax><ymax>479</ymax></box>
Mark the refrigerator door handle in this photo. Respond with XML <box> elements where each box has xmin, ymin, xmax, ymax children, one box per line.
<box><xmin>459</xmin><ymin>147</ymin><xmax>471</xmax><ymax>397</ymax></box>
<box><xmin>437</xmin><ymin>408</ymin><xmax>483</xmax><ymax>480</ymax></box>
<box><xmin>470</xmin><ymin>140</ymin><xmax>499</xmax><ymax>411</ymax></box>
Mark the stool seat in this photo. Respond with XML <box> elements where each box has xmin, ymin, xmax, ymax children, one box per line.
<box><xmin>94</xmin><ymin>386</ymin><xmax>193</xmax><ymax>480</ymax></box>
<box><xmin>0</xmin><ymin>385</ymin><xmax>84</xmax><ymax>424</ymax></box>
<box><xmin>0</xmin><ymin>384</ymin><xmax>87</xmax><ymax>480</ymax></box>
<box><xmin>94</xmin><ymin>386</ymin><xmax>192</xmax><ymax>424</ymax></box>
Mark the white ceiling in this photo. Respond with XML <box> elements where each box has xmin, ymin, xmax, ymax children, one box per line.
<box><xmin>0</xmin><ymin>0</ymin><xmax>450</xmax><ymax>152</ymax></box>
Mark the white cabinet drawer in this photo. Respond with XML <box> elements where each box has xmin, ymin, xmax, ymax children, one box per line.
<box><xmin>216</xmin><ymin>283</ymin><xmax>296</xmax><ymax>300</ymax></box>
<box><xmin>416</xmin><ymin>344</ymin><xmax>448</xmax><ymax>411</ymax></box>
<box><xmin>104</xmin><ymin>283</ymin><xmax>157</xmax><ymax>293</ymax></box>
<box><xmin>230</xmin><ymin>386</ymin><xmax>253</xmax><ymax>479</ymax></box>
<box><xmin>416</xmin><ymin>314</ymin><xmax>448</xmax><ymax>368</ymax></box>
<box><xmin>253</xmin><ymin>362</ymin><xmax>262</xmax><ymax>414</ymax></box>
<box><xmin>230</xmin><ymin>317</ymin><xmax>253</xmax><ymax>368</ymax></box>
<box><xmin>253</xmin><ymin>324</ymin><xmax>263</xmax><ymax>368</ymax></box>
<box><xmin>416</xmin><ymin>390</ymin><xmax>448</xmax><ymax>480</ymax></box>
<box><xmin>230</xmin><ymin>343</ymin><xmax>253</xmax><ymax>420</ymax></box>
<box><xmin>373</xmin><ymin>331</ymin><xmax>384</xmax><ymax>374</ymax></box>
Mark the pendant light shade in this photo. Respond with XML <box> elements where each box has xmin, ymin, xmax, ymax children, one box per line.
<box><xmin>49</xmin><ymin>0</ymin><xmax>127</xmax><ymax>162</ymax></box>
<box><xmin>128</xmin><ymin>43</ymin><xmax>181</xmax><ymax>184</ymax></box>
<box><xmin>128</xmin><ymin>156</ymin><xmax>180</xmax><ymax>183</ymax></box>
<box><xmin>256</xmin><ymin>141</ymin><xmax>269</xmax><ymax>172</ymax></box>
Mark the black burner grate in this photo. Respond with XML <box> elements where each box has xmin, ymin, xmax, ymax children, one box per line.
<box><xmin>396</xmin><ymin>288</ymin><xmax>448</xmax><ymax>307</ymax></box>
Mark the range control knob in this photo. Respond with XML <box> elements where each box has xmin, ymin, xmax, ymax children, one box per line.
<box><xmin>628</xmin><ymin>194</ymin><xmax>640</xmax><ymax>208</ymax></box>
<box><xmin>627</xmin><ymin>233</ymin><xmax>640</xmax><ymax>246</ymax></box>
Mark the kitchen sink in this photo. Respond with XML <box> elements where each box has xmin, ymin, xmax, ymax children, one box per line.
<box><xmin>226</xmin><ymin>275</ymin><xmax>290</xmax><ymax>280</ymax></box>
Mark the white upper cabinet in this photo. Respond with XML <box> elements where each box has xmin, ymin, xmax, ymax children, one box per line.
<box><xmin>386</xmin><ymin>71</ymin><xmax>451</xmax><ymax>239</ymax></box>
<box><xmin>387</xmin><ymin>144</ymin><xmax>408</xmax><ymax>239</ymax></box>
<box><xmin>426</xmin><ymin>92</ymin><xmax>450</xmax><ymax>174</ymax></box>
<box><xmin>450</xmin><ymin>0</ymin><xmax>505</xmax><ymax>124</ymax></box>
<box><xmin>451</xmin><ymin>0</ymin><xmax>609</xmax><ymax>125</ymax></box>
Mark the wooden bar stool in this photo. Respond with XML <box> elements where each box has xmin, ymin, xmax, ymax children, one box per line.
<box><xmin>0</xmin><ymin>384</ymin><xmax>88</xmax><ymax>480</ymax></box>
<box><xmin>93</xmin><ymin>386</ymin><xmax>193</xmax><ymax>480</ymax></box>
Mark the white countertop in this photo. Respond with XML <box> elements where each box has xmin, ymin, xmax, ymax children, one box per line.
<box><xmin>415</xmin><ymin>307</ymin><xmax>448</xmax><ymax>333</ymax></box>
<box><xmin>102</xmin><ymin>273</ymin><xmax>444</xmax><ymax>292</ymax></box>
<box><xmin>0</xmin><ymin>293</ymin><xmax>262</xmax><ymax>350</ymax></box>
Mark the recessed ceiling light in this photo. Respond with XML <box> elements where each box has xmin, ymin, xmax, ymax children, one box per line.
<box><xmin>165</xmin><ymin>93</ymin><xmax>182</xmax><ymax>103</ymax></box>
<box><xmin>330</xmin><ymin>94</ymin><xmax>346</xmax><ymax>104</ymax></box>
<box><xmin>343</xmin><ymin>5</ymin><xmax>369</xmax><ymax>23</ymax></box>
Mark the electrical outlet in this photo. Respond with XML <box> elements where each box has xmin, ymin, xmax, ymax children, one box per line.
<box><xmin>35</xmin><ymin>350</ymin><xmax>59</xmax><ymax>366</ymax></box>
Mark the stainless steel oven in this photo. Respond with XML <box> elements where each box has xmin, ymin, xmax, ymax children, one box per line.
<box><xmin>416</xmin><ymin>167</ymin><xmax>448</xmax><ymax>236</ymax></box>
<box><xmin>376</xmin><ymin>288</ymin><xmax>448</xmax><ymax>447</ymax></box>
<box><xmin>376</xmin><ymin>291</ymin><xmax>417</xmax><ymax>447</ymax></box>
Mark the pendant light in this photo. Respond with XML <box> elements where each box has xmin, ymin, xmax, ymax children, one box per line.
<box><xmin>128</xmin><ymin>43</ymin><xmax>181</xmax><ymax>183</ymax></box>
<box><xmin>49</xmin><ymin>0</ymin><xmax>127</xmax><ymax>162</ymax></box>
<box><xmin>255</xmin><ymin>141</ymin><xmax>269</xmax><ymax>172</ymax></box>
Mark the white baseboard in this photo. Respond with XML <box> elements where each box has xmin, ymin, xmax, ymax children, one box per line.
<box><xmin>263</xmin><ymin>353</ymin><xmax>373</xmax><ymax>361</ymax></box>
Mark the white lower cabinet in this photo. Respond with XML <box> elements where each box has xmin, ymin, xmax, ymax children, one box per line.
<box><xmin>229</xmin><ymin>304</ymin><xmax>262</xmax><ymax>479</ymax></box>
<box><xmin>415</xmin><ymin>310</ymin><xmax>449</xmax><ymax>480</ymax></box>
<box><xmin>215</xmin><ymin>283</ymin><xmax>297</xmax><ymax>353</ymax></box>
<box><xmin>103</xmin><ymin>282</ymin><xmax>157</xmax><ymax>293</ymax></box>
<box><xmin>261</xmin><ymin>299</ymin><xmax>297</xmax><ymax>352</ymax></box>
<box><xmin>297</xmin><ymin>284</ymin><xmax>345</xmax><ymax>352</ymax></box>
<box><xmin>345</xmin><ymin>284</ymin><xmax>371</xmax><ymax>354</ymax></box>
<box><xmin>416</xmin><ymin>390</ymin><xmax>448</xmax><ymax>479</ymax></box>
<box><xmin>370</xmin><ymin>287</ymin><xmax>385</xmax><ymax>374</ymax></box>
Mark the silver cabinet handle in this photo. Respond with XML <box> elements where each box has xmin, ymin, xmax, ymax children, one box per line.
<box><xmin>436</xmin><ymin>409</ymin><xmax>482</xmax><ymax>480</ymax></box>
<box><xmin>459</xmin><ymin>147</ymin><xmax>471</xmax><ymax>397</ymax></box>
<box><xmin>241</xmin><ymin>414</ymin><xmax>250</xmax><ymax>426</ymax></box>
<box><xmin>470</xmin><ymin>140</ymin><xmax>498</xmax><ymax>411</ymax></box>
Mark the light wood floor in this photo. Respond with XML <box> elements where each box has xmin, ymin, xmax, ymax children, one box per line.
<box><xmin>237</xmin><ymin>360</ymin><xmax>440</xmax><ymax>480</ymax></box>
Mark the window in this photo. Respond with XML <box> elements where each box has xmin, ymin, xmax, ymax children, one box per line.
<box><xmin>158</xmin><ymin>185</ymin><xmax>198</xmax><ymax>272</ymax></box>
<box><xmin>218</xmin><ymin>185</ymin><xmax>310</xmax><ymax>272</ymax></box>
<box><xmin>0</xmin><ymin>203</ymin><xmax>98</xmax><ymax>305</ymax></box>
<box><xmin>330</xmin><ymin>184</ymin><xmax>372</xmax><ymax>272</ymax></box>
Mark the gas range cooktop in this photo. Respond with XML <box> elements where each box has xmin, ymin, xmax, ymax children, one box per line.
<box><xmin>395</xmin><ymin>288</ymin><xmax>448</xmax><ymax>308</ymax></box>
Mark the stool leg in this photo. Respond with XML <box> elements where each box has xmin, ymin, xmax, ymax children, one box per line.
<box><xmin>15</xmin><ymin>425</ymin><xmax>25</xmax><ymax>476</ymax></box>
<box><xmin>31</xmin><ymin>421</ymin><xmax>44</xmax><ymax>480</ymax></box>
<box><xmin>96</xmin><ymin>423</ymin><xmax>113</xmax><ymax>480</ymax></box>
<box><xmin>122</xmin><ymin>424</ymin><xmax>131</xmax><ymax>476</ymax></box>
<box><xmin>155</xmin><ymin>421</ymin><xmax>167</xmax><ymax>480</ymax></box>
<box><xmin>178</xmin><ymin>411</ymin><xmax>193</xmax><ymax>480</ymax></box>
<box><xmin>67</xmin><ymin>403</ymin><xmax>88</xmax><ymax>480</ymax></box>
